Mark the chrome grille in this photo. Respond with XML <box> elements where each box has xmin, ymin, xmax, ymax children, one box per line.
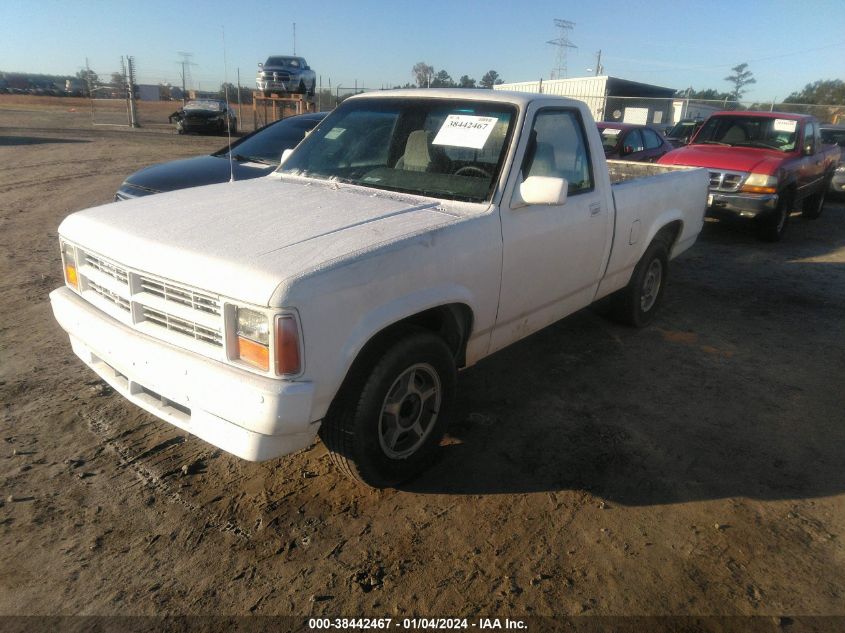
<box><xmin>85</xmin><ymin>254</ymin><xmax>128</xmax><ymax>285</ymax></box>
<box><xmin>140</xmin><ymin>306</ymin><xmax>223</xmax><ymax>346</ymax></box>
<box><xmin>139</xmin><ymin>277</ymin><xmax>221</xmax><ymax>315</ymax></box>
<box><xmin>74</xmin><ymin>247</ymin><xmax>224</xmax><ymax>350</ymax></box>
<box><xmin>88</xmin><ymin>280</ymin><xmax>130</xmax><ymax>312</ymax></box>
<box><xmin>708</xmin><ymin>170</ymin><xmax>745</xmax><ymax>193</ymax></box>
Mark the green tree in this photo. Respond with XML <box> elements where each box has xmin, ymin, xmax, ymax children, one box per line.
<box><xmin>724</xmin><ymin>63</ymin><xmax>756</xmax><ymax>100</ymax></box>
<box><xmin>76</xmin><ymin>68</ymin><xmax>99</xmax><ymax>95</ymax></box>
<box><xmin>458</xmin><ymin>75</ymin><xmax>476</xmax><ymax>88</ymax></box>
<box><xmin>412</xmin><ymin>62</ymin><xmax>434</xmax><ymax>88</ymax></box>
<box><xmin>676</xmin><ymin>87</ymin><xmax>732</xmax><ymax>101</ymax></box>
<box><xmin>431</xmin><ymin>70</ymin><xmax>455</xmax><ymax>88</ymax></box>
<box><xmin>480</xmin><ymin>70</ymin><xmax>503</xmax><ymax>89</ymax></box>
<box><xmin>783</xmin><ymin>79</ymin><xmax>845</xmax><ymax>105</ymax></box>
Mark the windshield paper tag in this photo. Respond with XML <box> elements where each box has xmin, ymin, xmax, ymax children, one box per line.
<box><xmin>603</xmin><ymin>128</ymin><xmax>622</xmax><ymax>135</ymax></box>
<box><xmin>773</xmin><ymin>119</ymin><xmax>797</xmax><ymax>133</ymax></box>
<box><xmin>433</xmin><ymin>115</ymin><xmax>498</xmax><ymax>149</ymax></box>
<box><xmin>325</xmin><ymin>127</ymin><xmax>345</xmax><ymax>140</ymax></box>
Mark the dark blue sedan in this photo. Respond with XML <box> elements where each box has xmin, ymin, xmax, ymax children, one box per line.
<box><xmin>115</xmin><ymin>112</ymin><xmax>327</xmax><ymax>200</ymax></box>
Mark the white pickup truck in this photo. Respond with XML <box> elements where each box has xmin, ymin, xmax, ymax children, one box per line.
<box><xmin>51</xmin><ymin>90</ymin><xmax>708</xmax><ymax>487</ymax></box>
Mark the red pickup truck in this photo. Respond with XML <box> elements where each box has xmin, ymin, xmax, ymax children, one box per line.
<box><xmin>658</xmin><ymin>111</ymin><xmax>840</xmax><ymax>241</ymax></box>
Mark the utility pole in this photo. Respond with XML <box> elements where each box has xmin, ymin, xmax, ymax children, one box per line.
<box><xmin>121</xmin><ymin>56</ymin><xmax>130</xmax><ymax>123</ymax></box>
<box><xmin>593</xmin><ymin>50</ymin><xmax>604</xmax><ymax>76</ymax></box>
<box><xmin>177</xmin><ymin>51</ymin><xmax>195</xmax><ymax>104</ymax></box>
<box><xmin>126</xmin><ymin>55</ymin><xmax>139</xmax><ymax>127</ymax></box>
<box><xmin>84</xmin><ymin>57</ymin><xmax>93</xmax><ymax>97</ymax></box>
<box><xmin>547</xmin><ymin>19</ymin><xmax>577</xmax><ymax>80</ymax></box>
<box><xmin>237</xmin><ymin>67</ymin><xmax>242</xmax><ymax>123</ymax></box>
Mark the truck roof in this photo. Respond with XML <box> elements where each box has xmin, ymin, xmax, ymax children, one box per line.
<box><xmin>346</xmin><ymin>88</ymin><xmax>582</xmax><ymax>108</ymax></box>
<box><xmin>710</xmin><ymin>110</ymin><xmax>815</xmax><ymax>121</ymax></box>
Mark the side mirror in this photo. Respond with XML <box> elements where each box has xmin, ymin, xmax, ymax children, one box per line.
<box><xmin>513</xmin><ymin>176</ymin><xmax>568</xmax><ymax>208</ymax></box>
<box><xmin>279</xmin><ymin>148</ymin><xmax>294</xmax><ymax>165</ymax></box>
<box><xmin>623</xmin><ymin>145</ymin><xmax>634</xmax><ymax>155</ymax></box>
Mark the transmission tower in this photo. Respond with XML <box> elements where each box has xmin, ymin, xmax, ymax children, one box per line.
<box><xmin>176</xmin><ymin>51</ymin><xmax>197</xmax><ymax>103</ymax></box>
<box><xmin>547</xmin><ymin>19</ymin><xmax>577</xmax><ymax>80</ymax></box>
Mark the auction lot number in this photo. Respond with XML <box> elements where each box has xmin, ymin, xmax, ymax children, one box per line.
<box><xmin>308</xmin><ymin>618</ymin><xmax>471</xmax><ymax>629</ymax></box>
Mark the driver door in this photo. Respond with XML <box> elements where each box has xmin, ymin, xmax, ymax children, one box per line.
<box><xmin>491</xmin><ymin>107</ymin><xmax>612</xmax><ymax>353</ymax></box>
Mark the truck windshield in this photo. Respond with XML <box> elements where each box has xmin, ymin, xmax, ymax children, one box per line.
<box><xmin>278</xmin><ymin>98</ymin><xmax>517</xmax><ymax>203</ymax></box>
<box><xmin>693</xmin><ymin>115</ymin><xmax>798</xmax><ymax>151</ymax></box>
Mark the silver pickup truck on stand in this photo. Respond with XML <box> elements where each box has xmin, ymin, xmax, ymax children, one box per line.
<box><xmin>51</xmin><ymin>90</ymin><xmax>708</xmax><ymax>488</ymax></box>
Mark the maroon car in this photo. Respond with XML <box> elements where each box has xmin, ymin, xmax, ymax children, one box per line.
<box><xmin>597</xmin><ymin>122</ymin><xmax>672</xmax><ymax>162</ymax></box>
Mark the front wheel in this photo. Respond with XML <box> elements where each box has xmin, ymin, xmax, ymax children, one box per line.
<box><xmin>320</xmin><ymin>329</ymin><xmax>456</xmax><ymax>488</ymax></box>
<box><xmin>608</xmin><ymin>238</ymin><xmax>669</xmax><ymax>327</ymax></box>
<box><xmin>757</xmin><ymin>194</ymin><xmax>791</xmax><ymax>242</ymax></box>
<box><xmin>801</xmin><ymin>179</ymin><xmax>829</xmax><ymax>219</ymax></box>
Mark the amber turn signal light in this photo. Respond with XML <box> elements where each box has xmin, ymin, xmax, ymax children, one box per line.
<box><xmin>64</xmin><ymin>263</ymin><xmax>79</xmax><ymax>289</ymax></box>
<box><xmin>237</xmin><ymin>335</ymin><xmax>269</xmax><ymax>371</ymax></box>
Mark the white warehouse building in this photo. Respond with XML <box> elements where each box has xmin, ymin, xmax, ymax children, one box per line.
<box><xmin>495</xmin><ymin>76</ymin><xmax>679</xmax><ymax>126</ymax></box>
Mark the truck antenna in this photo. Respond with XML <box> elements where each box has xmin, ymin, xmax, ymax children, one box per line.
<box><xmin>222</xmin><ymin>26</ymin><xmax>235</xmax><ymax>183</ymax></box>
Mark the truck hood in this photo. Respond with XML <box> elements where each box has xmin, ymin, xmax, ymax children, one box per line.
<box><xmin>659</xmin><ymin>144</ymin><xmax>787</xmax><ymax>175</ymax></box>
<box><xmin>59</xmin><ymin>176</ymin><xmax>467</xmax><ymax>307</ymax></box>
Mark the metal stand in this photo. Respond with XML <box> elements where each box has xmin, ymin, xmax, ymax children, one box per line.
<box><xmin>252</xmin><ymin>92</ymin><xmax>316</xmax><ymax>131</ymax></box>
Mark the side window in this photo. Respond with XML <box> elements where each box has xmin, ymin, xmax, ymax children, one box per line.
<box><xmin>522</xmin><ymin>109</ymin><xmax>594</xmax><ymax>194</ymax></box>
<box><xmin>624</xmin><ymin>129</ymin><xmax>644</xmax><ymax>153</ymax></box>
<box><xmin>642</xmin><ymin>128</ymin><xmax>662</xmax><ymax>150</ymax></box>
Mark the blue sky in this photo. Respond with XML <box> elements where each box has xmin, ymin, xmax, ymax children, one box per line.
<box><xmin>2</xmin><ymin>0</ymin><xmax>843</xmax><ymax>102</ymax></box>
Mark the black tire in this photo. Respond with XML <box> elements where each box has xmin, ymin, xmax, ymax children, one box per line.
<box><xmin>320</xmin><ymin>328</ymin><xmax>456</xmax><ymax>488</ymax></box>
<box><xmin>801</xmin><ymin>178</ymin><xmax>830</xmax><ymax>219</ymax></box>
<box><xmin>609</xmin><ymin>237</ymin><xmax>669</xmax><ymax>327</ymax></box>
<box><xmin>757</xmin><ymin>193</ymin><xmax>791</xmax><ymax>242</ymax></box>
<box><xmin>308</xmin><ymin>80</ymin><xmax>316</xmax><ymax>97</ymax></box>
<box><xmin>297</xmin><ymin>79</ymin><xmax>307</xmax><ymax>94</ymax></box>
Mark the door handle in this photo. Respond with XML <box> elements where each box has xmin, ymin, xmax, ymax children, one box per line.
<box><xmin>589</xmin><ymin>203</ymin><xmax>601</xmax><ymax>216</ymax></box>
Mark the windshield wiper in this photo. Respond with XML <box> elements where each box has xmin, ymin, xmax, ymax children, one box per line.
<box><xmin>230</xmin><ymin>153</ymin><xmax>275</xmax><ymax>165</ymax></box>
<box><xmin>699</xmin><ymin>140</ymin><xmax>731</xmax><ymax>146</ymax></box>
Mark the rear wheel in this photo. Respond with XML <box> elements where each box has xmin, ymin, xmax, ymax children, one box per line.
<box><xmin>608</xmin><ymin>237</ymin><xmax>669</xmax><ymax>327</ymax></box>
<box><xmin>320</xmin><ymin>329</ymin><xmax>456</xmax><ymax>488</ymax></box>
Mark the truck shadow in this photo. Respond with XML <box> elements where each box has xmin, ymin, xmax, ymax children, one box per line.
<box><xmin>404</xmin><ymin>201</ymin><xmax>845</xmax><ymax>503</ymax></box>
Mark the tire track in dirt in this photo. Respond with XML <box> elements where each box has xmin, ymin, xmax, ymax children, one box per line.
<box><xmin>83</xmin><ymin>410</ymin><xmax>255</xmax><ymax>541</ymax></box>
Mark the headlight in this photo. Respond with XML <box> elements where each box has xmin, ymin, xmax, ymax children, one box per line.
<box><xmin>741</xmin><ymin>173</ymin><xmax>778</xmax><ymax>194</ymax></box>
<box><xmin>61</xmin><ymin>240</ymin><xmax>79</xmax><ymax>290</ymax></box>
<box><xmin>236</xmin><ymin>308</ymin><xmax>270</xmax><ymax>371</ymax></box>
<box><xmin>835</xmin><ymin>164</ymin><xmax>845</xmax><ymax>174</ymax></box>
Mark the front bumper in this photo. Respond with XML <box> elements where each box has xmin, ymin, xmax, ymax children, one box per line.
<box><xmin>706</xmin><ymin>191</ymin><xmax>779</xmax><ymax>219</ymax></box>
<box><xmin>50</xmin><ymin>287</ymin><xmax>319</xmax><ymax>461</ymax></box>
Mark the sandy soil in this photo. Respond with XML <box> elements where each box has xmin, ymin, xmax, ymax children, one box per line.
<box><xmin>1</xmin><ymin>97</ymin><xmax>844</xmax><ymax>624</ymax></box>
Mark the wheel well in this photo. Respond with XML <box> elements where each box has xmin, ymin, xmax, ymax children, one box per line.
<box><xmin>349</xmin><ymin>304</ymin><xmax>473</xmax><ymax>377</ymax></box>
<box><xmin>655</xmin><ymin>220</ymin><xmax>683</xmax><ymax>251</ymax></box>
<box><xmin>328</xmin><ymin>304</ymin><xmax>473</xmax><ymax>420</ymax></box>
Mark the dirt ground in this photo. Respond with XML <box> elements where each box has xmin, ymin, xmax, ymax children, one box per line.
<box><xmin>1</xmin><ymin>96</ymin><xmax>844</xmax><ymax>625</ymax></box>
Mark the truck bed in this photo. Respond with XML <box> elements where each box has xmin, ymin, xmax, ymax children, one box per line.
<box><xmin>606</xmin><ymin>159</ymin><xmax>700</xmax><ymax>184</ymax></box>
